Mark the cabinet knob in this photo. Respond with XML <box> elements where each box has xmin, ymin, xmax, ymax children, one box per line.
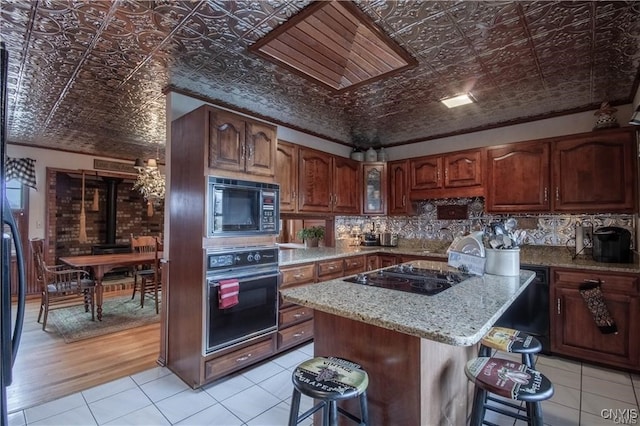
<box><xmin>544</xmin><ymin>187</ymin><xmax>548</xmax><ymax>202</ymax></box>
<box><xmin>555</xmin><ymin>187</ymin><xmax>559</xmax><ymax>201</ymax></box>
<box><xmin>293</xmin><ymin>331</ymin><xmax>305</xmax><ymax>338</ymax></box>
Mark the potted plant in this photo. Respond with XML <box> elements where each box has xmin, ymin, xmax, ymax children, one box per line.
<box><xmin>297</xmin><ymin>226</ymin><xmax>325</xmax><ymax>248</ymax></box>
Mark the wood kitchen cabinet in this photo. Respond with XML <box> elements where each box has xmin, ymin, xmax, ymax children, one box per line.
<box><xmin>297</xmin><ymin>147</ymin><xmax>360</xmax><ymax>214</ymax></box>
<box><xmin>486</xmin><ymin>140</ymin><xmax>550</xmax><ymax>212</ymax></box>
<box><xmin>552</xmin><ymin>128</ymin><xmax>635</xmax><ymax>212</ymax></box>
<box><xmin>363</xmin><ymin>163</ymin><xmax>386</xmax><ymax>215</ymax></box>
<box><xmin>275</xmin><ymin>141</ymin><xmax>298</xmax><ymax>212</ymax></box>
<box><xmin>409</xmin><ymin>149</ymin><xmax>484</xmax><ymax>200</ymax></box>
<box><xmin>551</xmin><ymin>268</ymin><xmax>639</xmax><ymax>370</ymax></box>
<box><xmin>278</xmin><ymin>263</ymin><xmax>316</xmax><ymax>351</ymax></box>
<box><xmin>487</xmin><ymin>127</ymin><xmax>636</xmax><ymax>213</ymax></box>
<box><xmin>388</xmin><ymin>160</ymin><xmax>411</xmax><ymax>215</ymax></box>
<box><xmin>207</xmin><ymin>106</ymin><xmax>277</xmax><ymax>178</ymax></box>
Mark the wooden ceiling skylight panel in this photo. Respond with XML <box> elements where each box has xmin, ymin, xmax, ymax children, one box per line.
<box><xmin>250</xmin><ymin>1</ymin><xmax>417</xmax><ymax>92</ymax></box>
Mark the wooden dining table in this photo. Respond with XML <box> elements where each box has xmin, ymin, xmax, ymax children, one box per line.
<box><xmin>60</xmin><ymin>251</ymin><xmax>162</xmax><ymax>321</ymax></box>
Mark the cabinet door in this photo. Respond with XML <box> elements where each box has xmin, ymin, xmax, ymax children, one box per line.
<box><xmin>443</xmin><ymin>150</ymin><xmax>482</xmax><ymax>188</ymax></box>
<box><xmin>363</xmin><ymin>163</ymin><xmax>386</xmax><ymax>215</ymax></box>
<box><xmin>551</xmin><ymin>269</ymin><xmax>639</xmax><ymax>369</ymax></box>
<box><xmin>410</xmin><ymin>156</ymin><xmax>442</xmax><ymax>190</ymax></box>
<box><xmin>552</xmin><ymin>129</ymin><xmax>635</xmax><ymax>212</ymax></box>
<box><xmin>379</xmin><ymin>255</ymin><xmax>399</xmax><ymax>268</ymax></box>
<box><xmin>388</xmin><ymin>160</ymin><xmax>410</xmax><ymax>215</ymax></box>
<box><xmin>298</xmin><ymin>148</ymin><xmax>333</xmax><ymax>212</ymax></box>
<box><xmin>486</xmin><ymin>141</ymin><xmax>550</xmax><ymax>212</ymax></box>
<box><xmin>366</xmin><ymin>255</ymin><xmax>379</xmax><ymax>271</ymax></box>
<box><xmin>333</xmin><ymin>157</ymin><xmax>360</xmax><ymax>214</ymax></box>
<box><xmin>245</xmin><ymin>120</ymin><xmax>276</xmax><ymax>177</ymax></box>
<box><xmin>275</xmin><ymin>142</ymin><xmax>298</xmax><ymax>213</ymax></box>
<box><xmin>208</xmin><ymin>109</ymin><xmax>245</xmax><ymax>172</ymax></box>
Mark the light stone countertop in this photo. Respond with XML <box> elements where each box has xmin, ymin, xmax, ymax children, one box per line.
<box><xmin>280</xmin><ymin>260</ymin><xmax>536</xmax><ymax>347</ymax></box>
<box><xmin>278</xmin><ymin>243</ymin><xmax>640</xmax><ymax>273</ymax></box>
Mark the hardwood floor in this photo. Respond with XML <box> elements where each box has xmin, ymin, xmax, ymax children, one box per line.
<box><xmin>7</xmin><ymin>290</ymin><xmax>161</xmax><ymax>414</ymax></box>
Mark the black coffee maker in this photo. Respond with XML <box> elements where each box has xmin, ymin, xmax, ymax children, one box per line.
<box><xmin>592</xmin><ymin>226</ymin><xmax>632</xmax><ymax>263</ymax></box>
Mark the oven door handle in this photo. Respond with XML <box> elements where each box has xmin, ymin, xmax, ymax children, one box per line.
<box><xmin>207</xmin><ymin>270</ymin><xmax>281</xmax><ymax>287</ymax></box>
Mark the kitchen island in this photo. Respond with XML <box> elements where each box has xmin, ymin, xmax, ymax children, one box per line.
<box><xmin>280</xmin><ymin>260</ymin><xmax>536</xmax><ymax>425</ymax></box>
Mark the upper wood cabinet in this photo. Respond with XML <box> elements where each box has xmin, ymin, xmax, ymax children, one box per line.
<box><xmin>275</xmin><ymin>141</ymin><xmax>298</xmax><ymax>213</ymax></box>
<box><xmin>552</xmin><ymin>129</ymin><xmax>635</xmax><ymax>212</ymax></box>
<box><xmin>388</xmin><ymin>160</ymin><xmax>410</xmax><ymax>215</ymax></box>
<box><xmin>486</xmin><ymin>141</ymin><xmax>551</xmax><ymax>212</ymax></box>
<box><xmin>208</xmin><ymin>107</ymin><xmax>276</xmax><ymax>177</ymax></box>
<box><xmin>409</xmin><ymin>149</ymin><xmax>484</xmax><ymax>200</ymax></box>
<box><xmin>296</xmin><ymin>147</ymin><xmax>360</xmax><ymax>214</ymax></box>
<box><xmin>298</xmin><ymin>148</ymin><xmax>333</xmax><ymax>212</ymax></box>
<box><xmin>487</xmin><ymin>128</ymin><xmax>636</xmax><ymax>213</ymax></box>
<box><xmin>363</xmin><ymin>163</ymin><xmax>386</xmax><ymax>215</ymax></box>
<box><xmin>333</xmin><ymin>157</ymin><xmax>361</xmax><ymax>214</ymax></box>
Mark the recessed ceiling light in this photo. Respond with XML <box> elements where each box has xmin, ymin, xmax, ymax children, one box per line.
<box><xmin>441</xmin><ymin>94</ymin><xmax>475</xmax><ymax>108</ymax></box>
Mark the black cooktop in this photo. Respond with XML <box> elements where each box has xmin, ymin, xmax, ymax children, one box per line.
<box><xmin>344</xmin><ymin>265</ymin><xmax>473</xmax><ymax>296</ymax></box>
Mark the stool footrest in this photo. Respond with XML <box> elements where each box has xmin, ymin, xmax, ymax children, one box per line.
<box><xmin>337</xmin><ymin>407</ymin><xmax>364</xmax><ymax>425</ymax></box>
<box><xmin>295</xmin><ymin>401</ymin><xmax>326</xmax><ymax>424</ymax></box>
<box><xmin>485</xmin><ymin>404</ymin><xmax>529</xmax><ymax>422</ymax></box>
<box><xmin>486</xmin><ymin>395</ymin><xmax>525</xmax><ymax>411</ymax></box>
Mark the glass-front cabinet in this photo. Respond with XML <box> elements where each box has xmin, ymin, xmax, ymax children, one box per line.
<box><xmin>363</xmin><ymin>163</ymin><xmax>386</xmax><ymax>215</ymax></box>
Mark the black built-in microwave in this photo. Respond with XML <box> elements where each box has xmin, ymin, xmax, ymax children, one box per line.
<box><xmin>207</xmin><ymin>176</ymin><xmax>279</xmax><ymax>237</ymax></box>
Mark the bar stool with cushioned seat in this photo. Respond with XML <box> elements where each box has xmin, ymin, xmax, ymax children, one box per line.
<box><xmin>479</xmin><ymin>327</ymin><xmax>543</xmax><ymax>368</ymax></box>
<box><xmin>465</xmin><ymin>357</ymin><xmax>554</xmax><ymax>426</ymax></box>
<box><xmin>288</xmin><ymin>356</ymin><xmax>369</xmax><ymax>426</ymax></box>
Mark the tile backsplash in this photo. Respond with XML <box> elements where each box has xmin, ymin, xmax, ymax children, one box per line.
<box><xmin>335</xmin><ymin>197</ymin><xmax>636</xmax><ymax>249</ymax></box>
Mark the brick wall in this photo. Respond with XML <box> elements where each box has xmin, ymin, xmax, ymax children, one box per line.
<box><xmin>47</xmin><ymin>169</ymin><xmax>164</xmax><ymax>261</ymax></box>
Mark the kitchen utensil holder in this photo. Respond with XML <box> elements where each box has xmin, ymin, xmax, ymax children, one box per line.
<box><xmin>485</xmin><ymin>248</ymin><xmax>520</xmax><ymax>276</ymax></box>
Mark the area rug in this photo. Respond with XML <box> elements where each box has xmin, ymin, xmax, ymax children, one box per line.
<box><xmin>48</xmin><ymin>295</ymin><xmax>160</xmax><ymax>343</ymax></box>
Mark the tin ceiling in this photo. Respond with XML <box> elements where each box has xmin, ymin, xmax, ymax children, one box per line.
<box><xmin>1</xmin><ymin>0</ymin><xmax>639</xmax><ymax>163</ymax></box>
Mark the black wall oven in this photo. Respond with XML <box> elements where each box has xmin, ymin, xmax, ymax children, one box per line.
<box><xmin>204</xmin><ymin>246</ymin><xmax>279</xmax><ymax>354</ymax></box>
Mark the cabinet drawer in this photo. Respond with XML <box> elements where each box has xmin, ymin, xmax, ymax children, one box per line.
<box><xmin>344</xmin><ymin>255</ymin><xmax>366</xmax><ymax>274</ymax></box>
<box><xmin>278</xmin><ymin>319</ymin><xmax>313</xmax><ymax>350</ymax></box>
<box><xmin>281</xmin><ymin>264</ymin><xmax>316</xmax><ymax>288</ymax></box>
<box><xmin>553</xmin><ymin>269</ymin><xmax>639</xmax><ymax>295</ymax></box>
<box><xmin>280</xmin><ymin>305</ymin><xmax>314</xmax><ymax>328</ymax></box>
<box><xmin>204</xmin><ymin>337</ymin><xmax>275</xmax><ymax>381</ymax></box>
<box><xmin>317</xmin><ymin>259</ymin><xmax>344</xmax><ymax>279</ymax></box>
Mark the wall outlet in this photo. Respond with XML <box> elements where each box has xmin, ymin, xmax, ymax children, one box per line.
<box><xmin>575</xmin><ymin>224</ymin><xmax>593</xmax><ymax>255</ymax></box>
<box><xmin>582</xmin><ymin>225</ymin><xmax>593</xmax><ymax>248</ymax></box>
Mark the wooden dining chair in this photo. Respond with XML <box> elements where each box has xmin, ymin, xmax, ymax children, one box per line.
<box><xmin>30</xmin><ymin>238</ymin><xmax>95</xmax><ymax>330</ymax></box>
<box><xmin>130</xmin><ymin>234</ymin><xmax>161</xmax><ymax>312</ymax></box>
<box><xmin>139</xmin><ymin>238</ymin><xmax>162</xmax><ymax>314</ymax></box>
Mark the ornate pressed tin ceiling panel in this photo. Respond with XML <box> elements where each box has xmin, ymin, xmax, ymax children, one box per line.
<box><xmin>1</xmin><ymin>0</ymin><xmax>639</xmax><ymax>162</ymax></box>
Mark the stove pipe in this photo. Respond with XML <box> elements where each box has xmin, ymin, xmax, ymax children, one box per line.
<box><xmin>102</xmin><ymin>177</ymin><xmax>122</xmax><ymax>245</ymax></box>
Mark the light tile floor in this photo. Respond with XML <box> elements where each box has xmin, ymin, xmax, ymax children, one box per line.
<box><xmin>7</xmin><ymin>342</ymin><xmax>640</xmax><ymax>426</ymax></box>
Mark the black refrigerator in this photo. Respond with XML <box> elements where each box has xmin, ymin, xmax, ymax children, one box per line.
<box><xmin>0</xmin><ymin>41</ymin><xmax>27</xmax><ymax>426</ymax></box>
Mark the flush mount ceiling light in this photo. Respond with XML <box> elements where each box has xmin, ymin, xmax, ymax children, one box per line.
<box><xmin>441</xmin><ymin>94</ymin><xmax>475</xmax><ymax>108</ymax></box>
<box><xmin>249</xmin><ymin>1</ymin><xmax>417</xmax><ymax>93</ymax></box>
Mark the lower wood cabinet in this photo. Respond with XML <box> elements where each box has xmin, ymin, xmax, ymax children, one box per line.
<box><xmin>344</xmin><ymin>255</ymin><xmax>366</xmax><ymax>275</ymax></box>
<box><xmin>551</xmin><ymin>268</ymin><xmax>639</xmax><ymax>370</ymax></box>
<box><xmin>278</xmin><ymin>319</ymin><xmax>314</xmax><ymax>350</ymax></box>
<box><xmin>316</xmin><ymin>258</ymin><xmax>344</xmax><ymax>281</ymax></box>
<box><xmin>204</xmin><ymin>335</ymin><xmax>276</xmax><ymax>382</ymax></box>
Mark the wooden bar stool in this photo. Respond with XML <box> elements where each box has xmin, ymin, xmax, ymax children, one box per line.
<box><xmin>479</xmin><ymin>327</ymin><xmax>542</xmax><ymax>368</ymax></box>
<box><xmin>465</xmin><ymin>357</ymin><xmax>554</xmax><ymax>426</ymax></box>
<box><xmin>288</xmin><ymin>356</ymin><xmax>369</xmax><ymax>426</ymax></box>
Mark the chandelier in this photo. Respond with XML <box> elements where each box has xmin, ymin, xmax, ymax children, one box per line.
<box><xmin>133</xmin><ymin>157</ymin><xmax>165</xmax><ymax>203</ymax></box>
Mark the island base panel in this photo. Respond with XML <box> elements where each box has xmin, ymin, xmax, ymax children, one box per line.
<box><xmin>313</xmin><ymin>311</ymin><xmax>474</xmax><ymax>425</ymax></box>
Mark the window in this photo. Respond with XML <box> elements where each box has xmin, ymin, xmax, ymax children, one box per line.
<box><xmin>6</xmin><ymin>178</ymin><xmax>25</xmax><ymax>209</ymax></box>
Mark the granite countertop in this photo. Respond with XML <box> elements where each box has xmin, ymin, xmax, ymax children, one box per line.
<box><xmin>280</xmin><ymin>260</ymin><xmax>536</xmax><ymax>346</ymax></box>
<box><xmin>278</xmin><ymin>242</ymin><xmax>640</xmax><ymax>273</ymax></box>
